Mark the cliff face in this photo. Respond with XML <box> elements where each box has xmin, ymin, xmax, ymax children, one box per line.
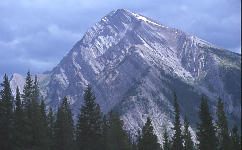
<box><xmin>10</xmin><ymin>9</ymin><xmax>241</xmax><ymax>143</ymax></box>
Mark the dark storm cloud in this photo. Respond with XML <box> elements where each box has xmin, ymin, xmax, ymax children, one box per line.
<box><xmin>0</xmin><ymin>0</ymin><xmax>241</xmax><ymax>79</ymax></box>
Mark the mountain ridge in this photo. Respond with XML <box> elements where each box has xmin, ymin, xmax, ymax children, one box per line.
<box><xmin>10</xmin><ymin>9</ymin><xmax>241</xmax><ymax>143</ymax></box>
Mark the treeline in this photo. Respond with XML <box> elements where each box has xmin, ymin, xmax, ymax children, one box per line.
<box><xmin>0</xmin><ymin>72</ymin><xmax>241</xmax><ymax>150</ymax></box>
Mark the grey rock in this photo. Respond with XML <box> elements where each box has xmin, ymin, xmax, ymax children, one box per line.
<box><xmin>10</xmin><ymin>9</ymin><xmax>241</xmax><ymax>144</ymax></box>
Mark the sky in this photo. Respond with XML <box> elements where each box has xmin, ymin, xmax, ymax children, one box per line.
<box><xmin>0</xmin><ymin>0</ymin><xmax>241</xmax><ymax>79</ymax></box>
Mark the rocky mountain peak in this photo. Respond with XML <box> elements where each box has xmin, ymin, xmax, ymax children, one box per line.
<box><xmin>9</xmin><ymin>9</ymin><xmax>241</xmax><ymax>144</ymax></box>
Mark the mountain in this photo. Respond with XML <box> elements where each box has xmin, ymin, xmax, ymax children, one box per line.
<box><xmin>10</xmin><ymin>9</ymin><xmax>241</xmax><ymax>143</ymax></box>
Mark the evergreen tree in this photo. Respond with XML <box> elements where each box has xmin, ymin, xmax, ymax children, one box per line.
<box><xmin>22</xmin><ymin>71</ymin><xmax>33</xmax><ymax>113</ymax></box>
<box><xmin>21</xmin><ymin>71</ymin><xmax>34</xmax><ymax>149</ymax></box>
<box><xmin>33</xmin><ymin>75</ymin><xmax>39</xmax><ymax>102</ymax></box>
<box><xmin>196</xmin><ymin>96</ymin><xmax>217</xmax><ymax>150</ymax></box>
<box><xmin>106</xmin><ymin>111</ymin><xmax>131</xmax><ymax>150</ymax></box>
<box><xmin>183</xmin><ymin>116</ymin><xmax>194</xmax><ymax>150</ymax></box>
<box><xmin>127</xmin><ymin>132</ymin><xmax>135</xmax><ymax>150</ymax></box>
<box><xmin>230</xmin><ymin>125</ymin><xmax>241</xmax><ymax>150</ymax></box>
<box><xmin>54</xmin><ymin>97</ymin><xmax>75</xmax><ymax>150</ymax></box>
<box><xmin>100</xmin><ymin>115</ymin><xmax>110</xmax><ymax>150</ymax></box>
<box><xmin>76</xmin><ymin>85</ymin><xmax>103</xmax><ymax>150</ymax></box>
<box><xmin>29</xmin><ymin>75</ymin><xmax>47</xmax><ymax>150</ymax></box>
<box><xmin>15</xmin><ymin>86</ymin><xmax>22</xmax><ymax>113</ymax></box>
<box><xmin>47</xmin><ymin>107</ymin><xmax>55</xmax><ymax>150</ymax></box>
<box><xmin>0</xmin><ymin>74</ymin><xmax>14</xmax><ymax>150</ymax></box>
<box><xmin>29</xmin><ymin>89</ymin><xmax>41</xmax><ymax>149</ymax></box>
<box><xmin>163</xmin><ymin>128</ymin><xmax>171</xmax><ymax>150</ymax></box>
<box><xmin>171</xmin><ymin>92</ymin><xmax>183</xmax><ymax>150</ymax></box>
<box><xmin>136</xmin><ymin>130</ymin><xmax>142</xmax><ymax>150</ymax></box>
<box><xmin>19</xmin><ymin>72</ymin><xmax>49</xmax><ymax>150</ymax></box>
<box><xmin>40</xmin><ymin>98</ymin><xmax>47</xmax><ymax>124</ymax></box>
<box><xmin>38</xmin><ymin>98</ymin><xmax>50</xmax><ymax>149</ymax></box>
<box><xmin>131</xmin><ymin>139</ymin><xmax>138</xmax><ymax>150</ymax></box>
<box><xmin>216</xmin><ymin>98</ymin><xmax>231</xmax><ymax>150</ymax></box>
<box><xmin>13</xmin><ymin>86</ymin><xmax>26</xmax><ymax>150</ymax></box>
<box><xmin>138</xmin><ymin>117</ymin><xmax>160</xmax><ymax>150</ymax></box>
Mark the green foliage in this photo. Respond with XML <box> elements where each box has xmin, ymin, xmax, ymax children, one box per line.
<box><xmin>136</xmin><ymin>130</ymin><xmax>142</xmax><ymax>150</ymax></box>
<box><xmin>196</xmin><ymin>96</ymin><xmax>218</xmax><ymax>150</ymax></box>
<box><xmin>15</xmin><ymin>86</ymin><xmax>21</xmax><ymax>112</ymax></box>
<box><xmin>1</xmin><ymin>72</ymin><xmax>241</xmax><ymax>150</ymax></box>
<box><xmin>17</xmin><ymin>71</ymin><xmax>36</xmax><ymax>149</ymax></box>
<box><xmin>33</xmin><ymin>76</ymin><xmax>39</xmax><ymax>101</ymax></box>
<box><xmin>230</xmin><ymin>125</ymin><xmax>241</xmax><ymax>150</ymax></box>
<box><xmin>183</xmin><ymin>116</ymin><xmax>194</xmax><ymax>150</ymax></box>
<box><xmin>13</xmin><ymin>86</ymin><xmax>26</xmax><ymax>150</ymax></box>
<box><xmin>163</xmin><ymin>128</ymin><xmax>171</xmax><ymax>150</ymax></box>
<box><xmin>216</xmin><ymin>98</ymin><xmax>231</xmax><ymax>150</ymax></box>
<box><xmin>106</xmin><ymin>111</ymin><xmax>131</xmax><ymax>150</ymax></box>
<box><xmin>38</xmin><ymin>98</ymin><xmax>50</xmax><ymax>150</ymax></box>
<box><xmin>171</xmin><ymin>92</ymin><xmax>183</xmax><ymax>150</ymax></box>
<box><xmin>23</xmin><ymin>74</ymin><xmax>50</xmax><ymax>150</ymax></box>
<box><xmin>0</xmin><ymin>74</ymin><xmax>14</xmax><ymax>150</ymax></box>
<box><xmin>76</xmin><ymin>85</ymin><xmax>103</xmax><ymax>150</ymax></box>
<box><xmin>22</xmin><ymin>71</ymin><xmax>33</xmax><ymax>112</ymax></box>
<box><xmin>47</xmin><ymin>107</ymin><xmax>55</xmax><ymax>150</ymax></box>
<box><xmin>54</xmin><ymin>97</ymin><xmax>75</xmax><ymax>150</ymax></box>
<box><xmin>138</xmin><ymin>117</ymin><xmax>160</xmax><ymax>150</ymax></box>
<box><xmin>29</xmin><ymin>87</ymin><xmax>42</xmax><ymax>149</ymax></box>
<box><xmin>100</xmin><ymin>115</ymin><xmax>110</xmax><ymax>150</ymax></box>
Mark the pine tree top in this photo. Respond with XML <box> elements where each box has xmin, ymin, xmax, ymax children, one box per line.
<box><xmin>0</xmin><ymin>74</ymin><xmax>13</xmax><ymax>103</ymax></box>
<box><xmin>15</xmin><ymin>86</ymin><xmax>22</xmax><ymax>112</ymax></box>
<box><xmin>171</xmin><ymin>91</ymin><xmax>183</xmax><ymax>150</ymax></box>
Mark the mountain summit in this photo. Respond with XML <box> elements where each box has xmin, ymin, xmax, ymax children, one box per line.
<box><xmin>10</xmin><ymin>9</ymin><xmax>241</xmax><ymax>142</ymax></box>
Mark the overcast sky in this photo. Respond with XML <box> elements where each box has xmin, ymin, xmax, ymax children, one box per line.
<box><xmin>0</xmin><ymin>0</ymin><xmax>241</xmax><ymax>79</ymax></box>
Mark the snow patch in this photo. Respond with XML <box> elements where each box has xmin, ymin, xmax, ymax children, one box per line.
<box><xmin>101</xmin><ymin>17</ymin><xmax>107</xmax><ymax>22</ymax></box>
<box><xmin>130</xmin><ymin>12</ymin><xmax>162</xmax><ymax>27</ymax></box>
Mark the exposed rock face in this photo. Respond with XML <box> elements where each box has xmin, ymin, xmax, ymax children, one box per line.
<box><xmin>10</xmin><ymin>9</ymin><xmax>241</xmax><ymax>143</ymax></box>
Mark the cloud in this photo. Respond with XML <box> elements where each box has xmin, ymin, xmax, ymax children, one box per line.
<box><xmin>0</xmin><ymin>0</ymin><xmax>241</xmax><ymax>79</ymax></box>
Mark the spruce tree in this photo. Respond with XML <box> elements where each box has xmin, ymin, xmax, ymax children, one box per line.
<box><xmin>230</xmin><ymin>125</ymin><xmax>241</xmax><ymax>150</ymax></box>
<box><xmin>138</xmin><ymin>117</ymin><xmax>160</xmax><ymax>150</ymax></box>
<box><xmin>0</xmin><ymin>74</ymin><xmax>14</xmax><ymax>150</ymax></box>
<box><xmin>30</xmin><ymin>89</ymin><xmax>41</xmax><ymax>149</ymax></box>
<box><xmin>15</xmin><ymin>86</ymin><xmax>22</xmax><ymax>112</ymax></box>
<box><xmin>22</xmin><ymin>71</ymin><xmax>33</xmax><ymax>113</ymax></box>
<box><xmin>76</xmin><ymin>85</ymin><xmax>103</xmax><ymax>150</ymax></box>
<box><xmin>100</xmin><ymin>115</ymin><xmax>110</xmax><ymax>150</ymax></box>
<box><xmin>47</xmin><ymin>107</ymin><xmax>55</xmax><ymax>150</ymax></box>
<box><xmin>33</xmin><ymin>75</ymin><xmax>39</xmax><ymax>102</ymax></box>
<box><xmin>183</xmin><ymin>116</ymin><xmax>194</xmax><ymax>150</ymax></box>
<box><xmin>21</xmin><ymin>71</ymin><xmax>34</xmax><ymax>149</ymax></box>
<box><xmin>127</xmin><ymin>132</ymin><xmax>135</xmax><ymax>150</ymax></box>
<box><xmin>29</xmin><ymin>75</ymin><xmax>46</xmax><ymax>150</ymax></box>
<box><xmin>39</xmin><ymin>98</ymin><xmax>50</xmax><ymax>149</ymax></box>
<box><xmin>163</xmin><ymin>128</ymin><xmax>171</xmax><ymax>150</ymax></box>
<box><xmin>13</xmin><ymin>86</ymin><xmax>26</xmax><ymax>149</ymax></box>
<box><xmin>171</xmin><ymin>92</ymin><xmax>183</xmax><ymax>150</ymax></box>
<box><xmin>40</xmin><ymin>98</ymin><xmax>47</xmax><ymax>124</ymax></box>
<box><xmin>131</xmin><ymin>138</ymin><xmax>138</xmax><ymax>150</ymax></box>
<box><xmin>216</xmin><ymin>98</ymin><xmax>231</xmax><ymax>150</ymax></box>
<box><xmin>106</xmin><ymin>111</ymin><xmax>131</xmax><ymax>150</ymax></box>
<box><xmin>196</xmin><ymin>96</ymin><xmax>217</xmax><ymax>150</ymax></box>
<box><xmin>54</xmin><ymin>97</ymin><xmax>75</xmax><ymax>150</ymax></box>
<box><xmin>137</xmin><ymin>130</ymin><xmax>142</xmax><ymax>150</ymax></box>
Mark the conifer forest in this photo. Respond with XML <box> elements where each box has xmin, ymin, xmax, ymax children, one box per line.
<box><xmin>0</xmin><ymin>72</ymin><xmax>241</xmax><ymax>150</ymax></box>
